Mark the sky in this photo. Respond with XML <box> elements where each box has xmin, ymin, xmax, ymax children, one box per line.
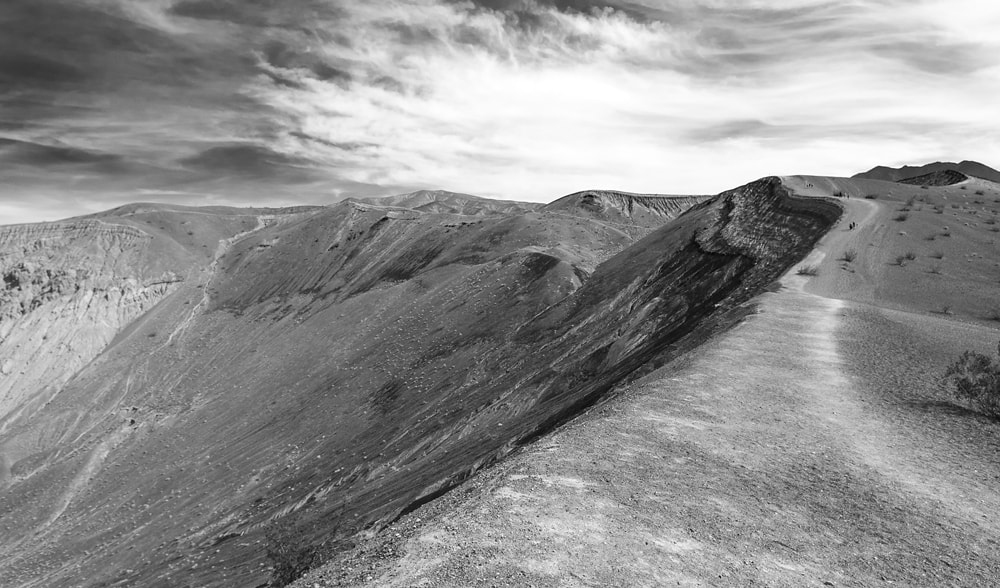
<box><xmin>2</xmin><ymin>0</ymin><xmax>999</xmax><ymax>223</ymax></box>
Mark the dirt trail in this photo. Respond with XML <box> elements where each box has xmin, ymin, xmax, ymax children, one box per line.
<box><xmin>297</xmin><ymin>181</ymin><xmax>1000</xmax><ymax>587</ymax></box>
<box><xmin>165</xmin><ymin>214</ymin><xmax>273</xmax><ymax>346</ymax></box>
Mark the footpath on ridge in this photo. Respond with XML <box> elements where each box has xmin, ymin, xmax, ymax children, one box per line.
<box><xmin>296</xmin><ymin>179</ymin><xmax>1000</xmax><ymax>587</ymax></box>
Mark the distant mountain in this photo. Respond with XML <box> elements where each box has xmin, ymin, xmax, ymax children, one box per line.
<box><xmin>541</xmin><ymin>190</ymin><xmax>710</xmax><ymax>228</ymax></box>
<box><xmin>0</xmin><ymin>178</ymin><xmax>838</xmax><ymax>588</ymax></box>
<box><xmin>351</xmin><ymin>189</ymin><xmax>539</xmax><ymax>216</ymax></box>
<box><xmin>897</xmin><ymin>169</ymin><xmax>970</xmax><ymax>187</ymax></box>
<box><xmin>853</xmin><ymin>160</ymin><xmax>1000</xmax><ymax>183</ymax></box>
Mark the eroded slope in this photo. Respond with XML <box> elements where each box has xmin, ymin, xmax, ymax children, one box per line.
<box><xmin>542</xmin><ymin>190</ymin><xmax>709</xmax><ymax>229</ymax></box>
<box><xmin>0</xmin><ymin>182</ymin><xmax>835</xmax><ymax>588</ymax></box>
<box><xmin>0</xmin><ymin>206</ymin><xmax>289</xmax><ymax>433</ymax></box>
<box><xmin>853</xmin><ymin>160</ymin><xmax>1000</xmax><ymax>183</ymax></box>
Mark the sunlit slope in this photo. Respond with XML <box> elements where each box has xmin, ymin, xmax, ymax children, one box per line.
<box><xmin>0</xmin><ymin>205</ymin><xmax>305</xmax><ymax>437</ymax></box>
<box><xmin>297</xmin><ymin>174</ymin><xmax>1000</xmax><ymax>588</ymax></box>
<box><xmin>0</xmin><ymin>181</ymin><xmax>837</xmax><ymax>588</ymax></box>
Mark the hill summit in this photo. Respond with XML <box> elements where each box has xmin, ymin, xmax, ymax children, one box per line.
<box><xmin>852</xmin><ymin>160</ymin><xmax>1000</xmax><ymax>183</ymax></box>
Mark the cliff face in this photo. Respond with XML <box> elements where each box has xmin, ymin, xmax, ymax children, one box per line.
<box><xmin>0</xmin><ymin>222</ymin><xmax>181</xmax><ymax>428</ymax></box>
<box><xmin>0</xmin><ymin>184</ymin><xmax>839</xmax><ymax>588</ymax></box>
<box><xmin>541</xmin><ymin>190</ymin><xmax>710</xmax><ymax>228</ymax></box>
<box><xmin>0</xmin><ymin>208</ymin><xmax>304</xmax><ymax>493</ymax></box>
<box><xmin>897</xmin><ymin>169</ymin><xmax>969</xmax><ymax>186</ymax></box>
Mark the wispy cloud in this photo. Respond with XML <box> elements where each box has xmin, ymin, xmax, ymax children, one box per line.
<box><xmin>1</xmin><ymin>0</ymin><xmax>999</xmax><ymax>222</ymax></box>
<box><xmin>243</xmin><ymin>0</ymin><xmax>1000</xmax><ymax>198</ymax></box>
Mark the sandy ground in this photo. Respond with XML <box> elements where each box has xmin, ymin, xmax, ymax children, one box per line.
<box><xmin>294</xmin><ymin>180</ymin><xmax>1000</xmax><ymax>587</ymax></box>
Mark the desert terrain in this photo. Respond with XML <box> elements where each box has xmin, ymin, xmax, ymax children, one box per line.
<box><xmin>291</xmin><ymin>170</ymin><xmax>1000</xmax><ymax>587</ymax></box>
<box><xmin>1</xmin><ymin>165</ymin><xmax>998</xmax><ymax>587</ymax></box>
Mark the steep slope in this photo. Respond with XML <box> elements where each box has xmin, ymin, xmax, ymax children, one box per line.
<box><xmin>853</xmin><ymin>160</ymin><xmax>1000</xmax><ymax>183</ymax></box>
<box><xmin>541</xmin><ymin>189</ymin><xmax>709</xmax><ymax>228</ymax></box>
<box><xmin>0</xmin><ymin>206</ymin><xmax>303</xmax><ymax>430</ymax></box>
<box><xmin>0</xmin><ymin>181</ymin><xmax>835</xmax><ymax>588</ymax></box>
<box><xmin>0</xmin><ymin>222</ymin><xmax>176</xmax><ymax>428</ymax></box>
<box><xmin>304</xmin><ymin>176</ymin><xmax>1000</xmax><ymax>588</ymax></box>
<box><xmin>897</xmin><ymin>169</ymin><xmax>969</xmax><ymax>186</ymax></box>
<box><xmin>0</xmin><ymin>193</ymin><xmax>694</xmax><ymax>587</ymax></box>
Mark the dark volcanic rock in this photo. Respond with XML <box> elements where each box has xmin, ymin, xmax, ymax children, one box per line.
<box><xmin>0</xmin><ymin>183</ymin><xmax>838</xmax><ymax>588</ymax></box>
<box><xmin>351</xmin><ymin>190</ymin><xmax>539</xmax><ymax>216</ymax></box>
<box><xmin>542</xmin><ymin>189</ymin><xmax>709</xmax><ymax>228</ymax></box>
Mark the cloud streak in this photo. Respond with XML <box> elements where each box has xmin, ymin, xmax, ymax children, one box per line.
<box><xmin>244</xmin><ymin>0</ymin><xmax>1000</xmax><ymax>199</ymax></box>
<box><xmin>1</xmin><ymin>0</ymin><xmax>999</xmax><ymax>222</ymax></box>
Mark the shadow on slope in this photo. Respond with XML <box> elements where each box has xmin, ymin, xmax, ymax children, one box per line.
<box><xmin>853</xmin><ymin>160</ymin><xmax>1000</xmax><ymax>184</ymax></box>
<box><xmin>0</xmin><ymin>180</ymin><xmax>838</xmax><ymax>587</ymax></box>
<box><xmin>0</xmin><ymin>205</ymin><xmax>314</xmax><ymax>436</ymax></box>
<box><xmin>541</xmin><ymin>189</ymin><xmax>709</xmax><ymax>228</ymax></box>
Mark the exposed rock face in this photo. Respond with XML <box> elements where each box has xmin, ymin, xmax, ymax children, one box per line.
<box><xmin>0</xmin><ymin>219</ymin><xmax>147</xmax><ymax>247</ymax></box>
<box><xmin>541</xmin><ymin>189</ymin><xmax>709</xmax><ymax>228</ymax></box>
<box><xmin>0</xmin><ymin>184</ymin><xmax>839</xmax><ymax>588</ymax></box>
<box><xmin>853</xmin><ymin>160</ymin><xmax>1000</xmax><ymax>183</ymax></box>
<box><xmin>0</xmin><ymin>222</ymin><xmax>181</xmax><ymax>427</ymax></box>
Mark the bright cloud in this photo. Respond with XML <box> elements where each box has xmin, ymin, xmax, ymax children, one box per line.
<box><xmin>246</xmin><ymin>0</ymin><xmax>1000</xmax><ymax>199</ymax></box>
<box><xmin>1</xmin><ymin>0</ymin><xmax>999</xmax><ymax>221</ymax></box>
